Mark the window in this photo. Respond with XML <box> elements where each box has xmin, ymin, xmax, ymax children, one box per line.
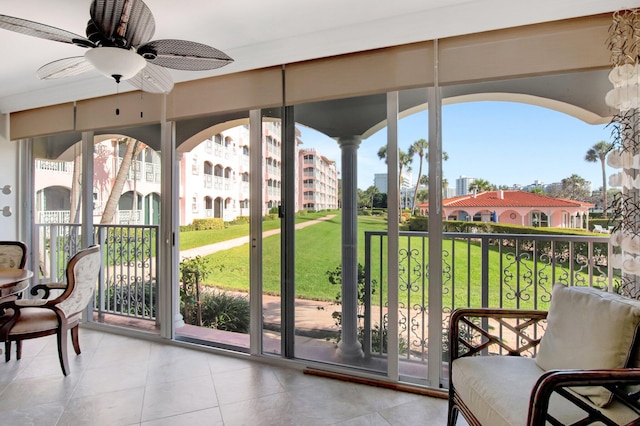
<box><xmin>192</xmin><ymin>155</ymin><xmax>199</xmax><ymax>174</ymax></box>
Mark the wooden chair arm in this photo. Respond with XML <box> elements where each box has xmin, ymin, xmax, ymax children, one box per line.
<box><xmin>449</xmin><ymin>308</ymin><xmax>548</xmax><ymax>363</ymax></box>
<box><xmin>30</xmin><ymin>282</ymin><xmax>67</xmax><ymax>299</ymax></box>
<box><xmin>528</xmin><ymin>368</ymin><xmax>640</xmax><ymax>425</ymax></box>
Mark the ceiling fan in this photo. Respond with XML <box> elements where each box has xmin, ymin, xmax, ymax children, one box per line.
<box><xmin>0</xmin><ymin>0</ymin><xmax>233</xmax><ymax>94</ymax></box>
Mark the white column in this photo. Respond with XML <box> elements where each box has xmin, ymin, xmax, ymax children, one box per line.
<box><xmin>336</xmin><ymin>136</ymin><xmax>364</xmax><ymax>359</ymax></box>
<box><xmin>173</xmin><ymin>151</ymin><xmax>185</xmax><ymax>329</ymax></box>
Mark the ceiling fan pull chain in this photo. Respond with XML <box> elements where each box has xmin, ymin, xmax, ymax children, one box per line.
<box><xmin>115</xmin><ymin>82</ymin><xmax>120</xmax><ymax>115</ymax></box>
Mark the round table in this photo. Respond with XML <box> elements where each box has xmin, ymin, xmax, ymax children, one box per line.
<box><xmin>0</xmin><ymin>268</ymin><xmax>33</xmax><ymax>298</ymax></box>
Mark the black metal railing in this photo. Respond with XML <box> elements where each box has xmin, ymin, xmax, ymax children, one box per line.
<box><xmin>363</xmin><ymin>231</ymin><xmax>615</xmax><ymax>362</ymax></box>
<box><xmin>33</xmin><ymin>223</ymin><xmax>159</xmax><ymax>322</ymax></box>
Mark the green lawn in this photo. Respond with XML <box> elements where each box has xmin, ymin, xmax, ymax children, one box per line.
<box><xmin>183</xmin><ymin>213</ymin><xmax>608</xmax><ymax>310</ymax></box>
<box><xmin>196</xmin><ymin>214</ymin><xmax>388</xmax><ymax>300</ymax></box>
<box><xmin>179</xmin><ymin>210</ymin><xmax>339</xmax><ymax>250</ymax></box>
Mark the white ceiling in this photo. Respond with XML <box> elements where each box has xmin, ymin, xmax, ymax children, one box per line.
<box><xmin>0</xmin><ymin>0</ymin><xmax>637</xmax><ymax>113</ymax></box>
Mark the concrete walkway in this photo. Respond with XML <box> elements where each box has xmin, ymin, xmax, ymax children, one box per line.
<box><xmin>179</xmin><ymin>214</ymin><xmax>336</xmax><ymax>259</ymax></box>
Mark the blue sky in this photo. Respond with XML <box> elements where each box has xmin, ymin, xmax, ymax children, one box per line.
<box><xmin>297</xmin><ymin>101</ymin><xmax>614</xmax><ymax>191</ymax></box>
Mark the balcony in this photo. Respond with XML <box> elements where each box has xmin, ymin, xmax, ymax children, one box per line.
<box><xmin>34</xmin><ymin>223</ymin><xmax>159</xmax><ymax>331</ymax></box>
<box><xmin>362</xmin><ymin>230</ymin><xmax>613</xmax><ymax>370</ymax></box>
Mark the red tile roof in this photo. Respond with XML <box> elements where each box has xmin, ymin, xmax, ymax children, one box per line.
<box><xmin>418</xmin><ymin>190</ymin><xmax>594</xmax><ymax>208</ymax></box>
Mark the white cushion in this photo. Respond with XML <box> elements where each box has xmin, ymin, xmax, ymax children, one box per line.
<box><xmin>452</xmin><ymin>356</ymin><xmax>638</xmax><ymax>425</ymax></box>
<box><xmin>535</xmin><ymin>283</ymin><xmax>640</xmax><ymax>406</ymax></box>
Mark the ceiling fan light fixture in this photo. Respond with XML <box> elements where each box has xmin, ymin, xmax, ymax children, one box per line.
<box><xmin>85</xmin><ymin>47</ymin><xmax>146</xmax><ymax>81</ymax></box>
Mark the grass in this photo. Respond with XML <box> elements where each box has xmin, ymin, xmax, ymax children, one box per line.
<box><xmin>179</xmin><ymin>210</ymin><xmax>338</xmax><ymax>250</ymax></box>
<box><xmin>183</xmin><ymin>212</ymin><xmax>610</xmax><ymax>311</ymax></box>
<box><xmin>198</xmin><ymin>214</ymin><xmax>388</xmax><ymax>300</ymax></box>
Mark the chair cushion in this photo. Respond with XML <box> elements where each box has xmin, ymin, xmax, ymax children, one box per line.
<box><xmin>8</xmin><ymin>307</ymin><xmax>58</xmax><ymax>335</ymax></box>
<box><xmin>452</xmin><ymin>356</ymin><xmax>638</xmax><ymax>426</ymax></box>
<box><xmin>535</xmin><ymin>283</ymin><xmax>640</xmax><ymax>406</ymax></box>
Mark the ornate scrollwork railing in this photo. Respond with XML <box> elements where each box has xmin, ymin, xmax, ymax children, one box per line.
<box><xmin>364</xmin><ymin>231</ymin><xmax>615</xmax><ymax>362</ymax></box>
<box><xmin>33</xmin><ymin>223</ymin><xmax>159</xmax><ymax>322</ymax></box>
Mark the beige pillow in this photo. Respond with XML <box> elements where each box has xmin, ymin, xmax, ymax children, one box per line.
<box><xmin>535</xmin><ymin>283</ymin><xmax>640</xmax><ymax>407</ymax></box>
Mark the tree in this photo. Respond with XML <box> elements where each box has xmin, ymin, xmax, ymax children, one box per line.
<box><xmin>100</xmin><ymin>138</ymin><xmax>141</xmax><ymax>224</ymax></box>
<box><xmin>69</xmin><ymin>146</ymin><xmax>82</xmax><ymax>224</ymax></box>
<box><xmin>557</xmin><ymin>174</ymin><xmax>590</xmax><ymax>201</ymax></box>
<box><xmin>378</xmin><ymin>146</ymin><xmax>413</xmax><ymax>220</ymax></box>
<box><xmin>585</xmin><ymin>140</ymin><xmax>613</xmax><ymax>217</ymax></box>
<box><xmin>407</xmin><ymin>138</ymin><xmax>449</xmax><ymax>215</ymax></box>
<box><xmin>356</xmin><ymin>188</ymin><xmax>367</xmax><ymax>209</ymax></box>
<box><xmin>530</xmin><ymin>187</ymin><xmax>546</xmax><ymax>195</ymax></box>
<box><xmin>363</xmin><ymin>185</ymin><xmax>380</xmax><ymax>209</ymax></box>
<box><xmin>469</xmin><ymin>178</ymin><xmax>495</xmax><ymax>192</ymax></box>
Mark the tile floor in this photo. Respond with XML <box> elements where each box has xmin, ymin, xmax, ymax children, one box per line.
<box><xmin>0</xmin><ymin>328</ymin><xmax>466</xmax><ymax>425</ymax></box>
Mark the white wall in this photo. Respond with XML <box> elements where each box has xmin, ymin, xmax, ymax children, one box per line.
<box><xmin>0</xmin><ymin>114</ymin><xmax>19</xmax><ymax>240</ymax></box>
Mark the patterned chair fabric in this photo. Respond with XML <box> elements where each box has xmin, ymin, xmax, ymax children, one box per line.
<box><xmin>0</xmin><ymin>245</ymin><xmax>101</xmax><ymax>376</ymax></box>
<box><xmin>0</xmin><ymin>241</ymin><xmax>27</xmax><ymax>269</ymax></box>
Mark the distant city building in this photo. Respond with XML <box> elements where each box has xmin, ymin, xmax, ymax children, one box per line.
<box><xmin>374</xmin><ymin>173</ymin><xmax>388</xmax><ymax>193</ymax></box>
<box><xmin>373</xmin><ymin>171</ymin><xmax>412</xmax><ymax>194</ymax></box>
<box><xmin>456</xmin><ymin>176</ymin><xmax>476</xmax><ymax>196</ymax></box>
<box><xmin>444</xmin><ymin>187</ymin><xmax>456</xmax><ymax>199</ymax></box>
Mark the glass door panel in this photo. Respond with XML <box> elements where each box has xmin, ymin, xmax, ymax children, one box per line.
<box><xmin>175</xmin><ymin>113</ymin><xmax>253</xmax><ymax>351</ymax></box>
<box><xmin>33</xmin><ymin>137</ymin><xmax>83</xmax><ymax>285</ymax></box>
<box><xmin>396</xmin><ymin>88</ymin><xmax>431</xmax><ymax>382</ymax></box>
<box><xmin>292</xmin><ymin>94</ymin><xmax>389</xmax><ymax>373</ymax></box>
<box><xmin>260</xmin><ymin>112</ymin><xmax>283</xmax><ymax>355</ymax></box>
<box><xmin>92</xmin><ymin>135</ymin><xmax>161</xmax><ymax>333</ymax></box>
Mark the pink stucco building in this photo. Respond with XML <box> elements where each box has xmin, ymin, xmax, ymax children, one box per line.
<box><xmin>418</xmin><ymin>190</ymin><xmax>594</xmax><ymax>228</ymax></box>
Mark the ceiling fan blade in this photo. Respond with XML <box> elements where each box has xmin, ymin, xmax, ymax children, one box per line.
<box><xmin>90</xmin><ymin>0</ymin><xmax>155</xmax><ymax>48</ymax></box>
<box><xmin>137</xmin><ymin>39</ymin><xmax>233</xmax><ymax>71</ymax></box>
<box><xmin>127</xmin><ymin>63</ymin><xmax>174</xmax><ymax>94</ymax></box>
<box><xmin>36</xmin><ymin>57</ymin><xmax>94</xmax><ymax>80</ymax></box>
<box><xmin>0</xmin><ymin>14</ymin><xmax>90</xmax><ymax>45</ymax></box>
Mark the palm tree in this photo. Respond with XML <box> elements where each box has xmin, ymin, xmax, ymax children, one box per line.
<box><xmin>378</xmin><ymin>145</ymin><xmax>413</xmax><ymax>219</ymax></box>
<box><xmin>363</xmin><ymin>185</ymin><xmax>380</xmax><ymax>208</ymax></box>
<box><xmin>469</xmin><ymin>178</ymin><xmax>494</xmax><ymax>193</ymax></box>
<box><xmin>407</xmin><ymin>138</ymin><xmax>449</xmax><ymax>215</ymax></box>
<box><xmin>585</xmin><ymin>140</ymin><xmax>613</xmax><ymax>217</ymax></box>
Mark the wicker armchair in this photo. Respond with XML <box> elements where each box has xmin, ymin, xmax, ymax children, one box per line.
<box><xmin>447</xmin><ymin>286</ymin><xmax>640</xmax><ymax>426</ymax></box>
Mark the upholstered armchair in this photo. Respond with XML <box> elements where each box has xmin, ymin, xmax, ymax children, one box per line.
<box><xmin>0</xmin><ymin>240</ymin><xmax>27</xmax><ymax>269</ymax></box>
<box><xmin>0</xmin><ymin>241</ymin><xmax>29</xmax><ymax>300</ymax></box>
<box><xmin>0</xmin><ymin>245</ymin><xmax>101</xmax><ymax>376</ymax></box>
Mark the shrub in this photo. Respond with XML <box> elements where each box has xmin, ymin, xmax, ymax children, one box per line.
<box><xmin>192</xmin><ymin>218</ymin><xmax>224</xmax><ymax>230</ymax></box>
<box><xmin>100</xmin><ymin>280</ymin><xmax>157</xmax><ymax>318</ymax></box>
<box><xmin>263</xmin><ymin>214</ymin><xmax>279</xmax><ymax>221</ymax></box>
<box><xmin>269</xmin><ymin>206</ymin><xmax>279</xmax><ymax>214</ymax></box>
<box><xmin>199</xmin><ymin>291</ymin><xmax>250</xmax><ymax>333</ymax></box>
<box><xmin>326</xmin><ymin>263</ymin><xmax>406</xmax><ymax>354</ymax></box>
<box><xmin>229</xmin><ymin>216</ymin><xmax>250</xmax><ymax>225</ymax></box>
<box><xmin>180</xmin><ymin>256</ymin><xmax>212</xmax><ymax>323</ymax></box>
<box><xmin>407</xmin><ymin>216</ymin><xmax>428</xmax><ymax>231</ymax></box>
